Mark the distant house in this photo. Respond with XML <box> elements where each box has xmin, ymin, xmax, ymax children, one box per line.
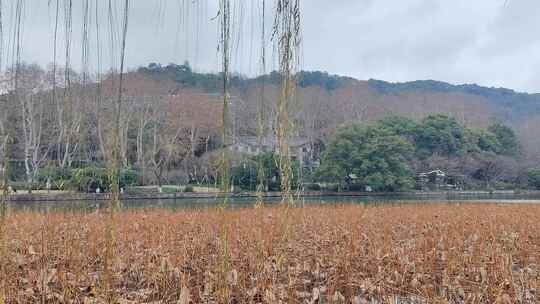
<box><xmin>229</xmin><ymin>136</ymin><xmax>272</xmax><ymax>155</ymax></box>
<box><xmin>230</xmin><ymin>135</ymin><xmax>315</xmax><ymax>167</ymax></box>
<box><xmin>343</xmin><ymin>174</ymin><xmax>374</xmax><ymax>192</ymax></box>
<box><xmin>417</xmin><ymin>170</ymin><xmax>464</xmax><ymax>190</ymax></box>
<box><xmin>417</xmin><ymin>170</ymin><xmax>446</xmax><ymax>190</ymax></box>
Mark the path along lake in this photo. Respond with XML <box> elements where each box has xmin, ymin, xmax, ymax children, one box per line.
<box><xmin>6</xmin><ymin>191</ymin><xmax>540</xmax><ymax>213</ymax></box>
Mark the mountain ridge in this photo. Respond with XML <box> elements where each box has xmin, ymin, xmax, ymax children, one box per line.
<box><xmin>365</xmin><ymin>78</ymin><xmax>540</xmax><ymax>121</ymax></box>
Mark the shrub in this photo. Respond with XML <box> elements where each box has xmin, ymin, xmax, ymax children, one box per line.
<box><xmin>8</xmin><ymin>181</ymin><xmax>39</xmax><ymax>192</ymax></box>
<box><xmin>527</xmin><ymin>169</ymin><xmax>540</xmax><ymax>190</ymax></box>
<box><xmin>230</xmin><ymin>153</ymin><xmax>301</xmax><ymax>192</ymax></box>
<box><xmin>161</xmin><ymin>186</ymin><xmax>180</xmax><ymax>194</ymax></box>
<box><xmin>322</xmin><ymin>183</ymin><xmax>340</xmax><ymax>192</ymax></box>
<box><xmin>70</xmin><ymin>166</ymin><xmax>139</xmax><ymax>193</ymax></box>
<box><xmin>70</xmin><ymin>167</ymin><xmax>109</xmax><ymax>193</ymax></box>
<box><xmin>346</xmin><ymin>183</ymin><xmax>367</xmax><ymax>192</ymax></box>
<box><xmin>183</xmin><ymin>186</ymin><xmax>194</xmax><ymax>193</ymax></box>
<box><xmin>304</xmin><ymin>183</ymin><xmax>321</xmax><ymax>191</ymax></box>
<box><xmin>120</xmin><ymin>167</ymin><xmax>138</xmax><ymax>188</ymax></box>
<box><xmin>37</xmin><ymin>166</ymin><xmax>72</xmax><ymax>190</ymax></box>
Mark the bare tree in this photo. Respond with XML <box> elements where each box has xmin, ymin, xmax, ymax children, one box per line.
<box><xmin>46</xmin><ymin>66</ymin><xmax>84</xmax><ymax>168</ymax></box>
<box><xmin>168</xmin><ymin>90</ymin><xmax>223</xmax><ymax>184</ymax></box>
<box><xmin>124</xmin><ymin>73</ymin><xmax>174</xmax><ymax>176</ymax></box>
<box><xmin>134</xmin><ymin>96</ymin><xmax>154</xmax><ymax>183</ymax></box>
<box><xmin>147</xmin><ymin>97</ymin><xmax>190</xmax><ymax>191</ymax></box>
<box><xmin>0</xmin><ymin>96</ymin><xmax>10</xmax><ymax>188</ymax></box>
<box><xmin>10</xmin><ymin>64</ymin><xmax>52</xmax><ymax>185</ymax></box>
<box><xmin>96</xmin><ymin>73</ymin><xmax>134</xmax><ymax>166</ymax></box>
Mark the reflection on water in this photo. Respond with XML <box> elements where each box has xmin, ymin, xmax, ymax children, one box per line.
<box><xmin>7</xmin><ymin>192</ymin><xmax>540</xmax><ymax>213</ymax></box>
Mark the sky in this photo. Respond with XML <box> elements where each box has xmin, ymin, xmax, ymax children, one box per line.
<box><xmin>5</xmin><ymin>0</ymin><xmax>540</xmax><ymax>93</ymax></box>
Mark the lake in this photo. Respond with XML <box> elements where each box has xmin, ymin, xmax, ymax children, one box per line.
<box><xmin>6</xmin><ymin>191</ymin><xmax>540</xmax><ymax>213</ymax></box>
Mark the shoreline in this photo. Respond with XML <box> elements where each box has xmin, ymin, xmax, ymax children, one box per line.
<box><xmin>5</xmin><ymin>189</ymin><xmax>540</xmax><ymax>203</ymax></box>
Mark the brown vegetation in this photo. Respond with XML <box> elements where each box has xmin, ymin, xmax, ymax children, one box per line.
<box><xmin>1</xmin><ymin>203</ymin><xmax>539</xmax><ymax>303</ymax></box>
<box><xmin>2</xmin><ymin>65</ymin><xmax>539</xmax><ymax>188</ymax></box>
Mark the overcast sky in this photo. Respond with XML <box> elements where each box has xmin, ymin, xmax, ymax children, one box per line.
<box><xmin>6</xmin><ymin>0</ymin><xmax>540</xmax><ymax>92</ymax></box>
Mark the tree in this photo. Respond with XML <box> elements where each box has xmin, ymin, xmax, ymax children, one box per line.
<box><xmin>9</xmin><ymin>64</ymin><xmax>53</xmax><ymax>185</ymax></box>
<box><xmin>527</xmin><ymin>169</ymin><xmax>540</xmax><ymax>190</ymax></box>
<box><xmin>230</xmin><ymin>158</ymin><xmax>258</xmax><ymax>191</ymax></box>
<box><xmin>488</xmin><ymin>123</ymin><xmax>520</xmax><ymax>156</ymax></box>
<box><xmin>316</xmin><ymin>124</ymin><xmax>414</xmax><ymax>191</ymax></box>
<box><xmin>0</xmin><ymin>96</ymin><xmax>11</xmax><ymax>189</ymax></box>
<box><xmin>415</xmin><ymin>114</ymin><xmax>466</xmax><ymax>157</ymax></box>
<box><xmin>124</xmin><ymin>72</ymin><xmax>175</xmax><ymax>184</ymax></box>
<box><xmin>375</xmin><ymin>116</ymin><xmax>418</xmax><ymax>138</ymax></box>
<box><xmin>168</xmin><ymin>90</ymin><xmax>222</xmax><ymax>157</ymax></box>
<box><xmin>231</xmin><ymin>152</ymin><xmax>300</xmax><ymax>191</ymax></box>
<box><xmin>472</xmin><ymin>154</ymin><xmax>519</xmax><ymax>189</ymax></box>
<box><xmin>47</xmin><ymin>65</ymin><xmax>83</xmax><ymax>169</ymax></box>
<box><xmin>475</xmin><ymin>130</ymin><xmax>501</xmax><ymax>154</ymax></box>
<box><xmin>146</xmin><ymin>97</ymin><xmax>191</xmax><ymax>190</ymax></box>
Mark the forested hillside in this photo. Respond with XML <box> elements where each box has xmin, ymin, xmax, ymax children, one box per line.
<box><xmin>2</xmin><ymin>62</ymin><xmax>540</xmax><ymax>191</ymax></box>
<box><xmin>368</xmin><ymin>79</ymin><xmax>540</xmax><ymax>121</ymax></box>
<box><xmin>137</xmin><ymin>62</ymin><xmax>540</xmax><ymax>160</ymax></box>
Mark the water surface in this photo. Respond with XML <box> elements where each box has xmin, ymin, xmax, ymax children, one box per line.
<box><xmin>8</xmin><ymin>191</ymin><xmax>540</xmax><ymax>213</ymax></box>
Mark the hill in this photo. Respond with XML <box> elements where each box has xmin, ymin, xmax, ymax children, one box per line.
<box><xmin>137</xmin><ymin>63</ymin><xmax>540</xmax><ymax>162</ymax></box>
<box><xmin>367</xmin><ymin>79</ymin><xmax>540</xmax><ymax>121</ymax></box>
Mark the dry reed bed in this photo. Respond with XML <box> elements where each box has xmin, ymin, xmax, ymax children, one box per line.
<box><xmin>1</xmin><ymin>203</ymin><xmax>539</xmax><ymax>303</ymax></box>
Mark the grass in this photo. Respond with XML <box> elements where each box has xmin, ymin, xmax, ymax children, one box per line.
<box><xmin>1</xmin><ymin>203</ymin><xmax>539</xmax><ymax>303</ymax></box>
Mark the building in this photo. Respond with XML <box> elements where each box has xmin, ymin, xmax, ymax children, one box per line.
<box><xmin>230</xmin><ymin>135</ymin><xmax>315</xmax><ymax>167</ymax></box>
<box><xmin>417</xmin><ymin>170</ymin><xmax>464</xmax><ymax>190</ymax></box>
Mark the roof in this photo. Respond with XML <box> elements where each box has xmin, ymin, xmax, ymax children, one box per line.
<box><xmin>235</xmin><ymin>136</ymin><xmax>310</xmax><ymax>149</ymax></box>
<box><xmin>419</xmin><ymin>170</ymin><xmax>446</xmax><ymax>177</ymax></box>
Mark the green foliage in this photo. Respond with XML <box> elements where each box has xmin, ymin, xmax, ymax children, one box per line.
<box><xmin>488</xmin><ymin>123</ymin><xmax>520</xmax><ymax>156</ymax></box>
<box><xmin>415</xmin><ymin>114</ymin><xmax>466</xmax><ymax>157</ymax></box>
<box><xmin>121</xmin><ymin>168</ymin><xmax>138</xmax><ymax>188</ymax></box>
<box><xmin>230</xmin><ymin>153</ymin><xmax>300</xmax><ymax>191</ymax></box>
<box><xmin>138</xmin><ymin>63</ymin><xmax>352</xmax><ymax>93</ymax></box>
<box><xmin>70</xmin><ymin>166</ymin><xmax>138</xmax><ymax>193</ymax></box>
<box><xmin>160</xmin><ymin>186</ymin><xmax>180</xmax><ymax>194</ymax></box>
<box><xmin>138</xmin><ymin>62</ymin><xmax>248</xmax><ymax>93</ymax></box>
<box><xmin>183</xmin><ymin>186</ymin><xmax>194</xmax><ymax>193</ymax></box>
<box><xmin>378</xmin><ymin>114</ymin><xmax>500</xmax><ymax>156</ymax></box>
<box><xmin>8</xmin><ymin>181</ymin><xmax>39</xmax><ymax>192</ymax></box>
<box><xmin>230</xmin><ymin>160</ymin><xmax>258</xmax><ymax>191</ymax></box>
<box><xmin>297</xmin><ymin>71</ymin><xmax>350</xmax><ymax>91</ymax></box>
<box><xmin>70</xmin><ymin>167</ymin><xmax>109</xmax><ymax>193</ymax></box>
<box><xmin>315</xmin><ymin>115</ymin><xmax>521</xmax><ymax>192</ymax></box>
<box><xmin>316</xmin><ymin>124</ymin><xmax>415</xmax><ymax>192</ymax></box>
<box><xmin>375</xmin><ymin>116</ymin><xmax>418</xmax><ymax>138</ymax></box>
<box><xmin>475</xmin><ymin>130</ymin><xmax>501</xmax><ymax>154</ymax></box>
<box><xmin>413</xmin><ymin>115</ymin><xmax>507</xmax><ymax>156</ymax></box>
<box><xmin>37</xmin><ymin>166</ymin><xmax>72</xmax><ymax>190</ymax></box>
<box><xmin>527</xmin><ymin>169</ymin><xmax>540</xmax><ymax>190</ymax></box>
<box><xmin>304</xmin><ymin>183</ymin><xmax>322</xmax><ymax>191</ymax></box>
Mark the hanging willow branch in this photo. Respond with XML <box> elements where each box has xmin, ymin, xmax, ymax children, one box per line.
<box><xmin>103</xmin><ymin>0</ymin><xmax>129</xmax><ymax>302</ymax></box>
<box><xmin>217</xmin><ymin>1</ymin><xmax>234</xmax><ymax>302</ymax></box>
<box><xmin>0</xmin><ymin>0</ymin><xmax>3</xmax><ymax>73</ymax></box>
<box><xmin>81</xmin><ymin>0</ymin><xmax>90</xmax><ymax>85</ymax></box>
<box><xmin>64</xmin><ymin>0</ymin><xmax>72</xmax><ymax>88</ymax></box>
<box><xmin>255</xmin><ymin>0</ymin><xmax>267</xmax><ymax>205</ymax></box>
<box><xmin>218</xmin><ymin>0</ymin><xmax>231</xmax><ymax>195</ymax></box>
<box><xmin>0</xmin><ymin>135</ymin><xmax>7</xmax><ymax>303</ymax></box>
<box><xmin>51</xmin><ymin>0</ymin><xmax>59</xmax><ymax>135</ymax></box>
<box><xmin>1</xmin><ymin>0</ymin><xmax>25</xmax><ymax>300</ymax></box>
<box><xmin>272</xmin><ymin>0</ymin><xmax>301</xmax><ymax>205</ymax></box>
<box><xmin>0</xmin><ymin>117</ymin><xmax>7</xmax><ymax>304</ymax></box>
